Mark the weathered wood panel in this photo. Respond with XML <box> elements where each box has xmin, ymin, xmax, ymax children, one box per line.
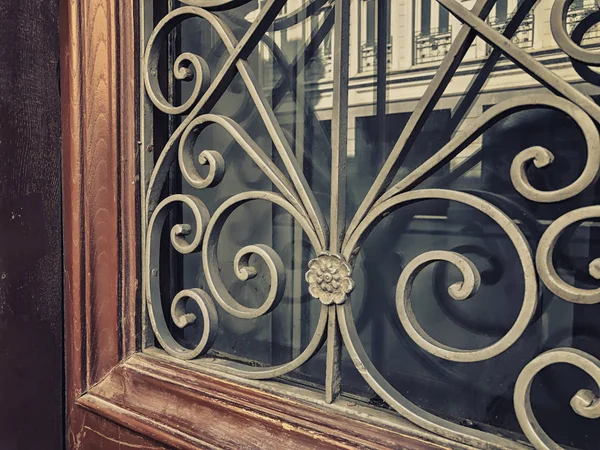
<box><xmin>62</xmin><ymin>0</ymin><xmax>146</xmax><ymax>447</ymax></box>
<box><xmin>0</xmin><ymin>1</ymin><xmax>63</xmax><ymax>449</ymax></box>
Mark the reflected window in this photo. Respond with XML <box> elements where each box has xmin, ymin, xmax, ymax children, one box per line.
<box><xmin>415</xmin><ymin>0</ymin><xmax>452</xmax><ymax>64</ymax></box>
<box><xmin>360</xmin><ymin>0</ymin><xmax>392</xmax><ymax>72</ymax></box>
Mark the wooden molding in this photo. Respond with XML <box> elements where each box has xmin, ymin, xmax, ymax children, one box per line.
<box><xmin>61</xmin><ymin>0</ymin><xmax>144</xmax><ymax>447</ymax></box>
<box><xmin>61</xmin><ymin>0</ymin><xmax>447</xmax><ymax>448</ymax></box>
<box><xmin>78</xmin><ymin>353</ymin><xmax>455</xmax><ymax>450</ymax></box>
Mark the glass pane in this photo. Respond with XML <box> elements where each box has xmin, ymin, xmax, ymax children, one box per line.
<box><xmin>143</xmin><ymin>0</ymin><xmax>600</xmax><ymax>448</ymax></box>
<box><xmin>172</xmin><ymin>0</ymin><xmax>332</xmax><ymax>384</ymax></box>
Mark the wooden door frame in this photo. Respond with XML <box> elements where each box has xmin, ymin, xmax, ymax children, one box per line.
<box><xmin>60</xmin><ymin>0</ymin><xmax>454</xmax><ymax>448</ymax></box>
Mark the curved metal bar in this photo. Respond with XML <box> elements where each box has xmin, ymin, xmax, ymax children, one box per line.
<box><xmin>144</xmin><ymin>10</ymin><xmax>218</xmax><ymax>115</ymax></box>
<box><xmin>180</xmin><ymin>148</ymin><xmax>225</xmax><ymax>190</ymax></box>
<box><xmin>187</xmin><ymin>8</ymin><xmax>330</xmax><ymax>247</ymax></box>
<box><xmin>214</xmin><ymin>9</ymin><xmax>334</xmax><ymax>189</ymax></box>
<box><xmin>570</xmin><ymin>11</ymin><xmax>600</xmax><ymax>84</ymax></box>
<box><xmin>170</xmin><ymin>289</ymin><xmax>219</xmax><ymax>355</ymax></box>
<box><xmin>206</xmin><ymin>304</ymin><xmax>329</xmax><ymax>379</ymax></box>
<box><xmin>536</xmin><ymin>206</ymin><xmax>600</xmax><ymax>304</ymax></box>
<box><xmin>144</xmin><ymin>0</ymin><xmax>295</xmax><ymax>216</ymax></box>
<box><xmin>202</xmin><ymin>191</ymin><xmax>323</xmax><ymax>319</ymax></box>
<box><xmin>396</xmin><ymin>251</ymin><xmax>484</xmax><ymax>361</ymax></box>
<box><xmin>142</xmin><ymin>1</ymin><xmax>600</xmax><ymax>447</ymax></box>
<box><xmin>514</xmin><ymin>348</ymin><xmax>600</xmax><ymax>450</ymax></box>
<box><xmin>343</xmin><ymin>0</ymin><xmax>498</xmax><ymax>249</ymax></box>
<box><xmin>233</xmin><ymin>54</ymin><xmax>329</xmax><ymax>248</ymax></box>
<box><xmin>432</xmin><ymin>245</ymin><xmax>504</xmax><ymax>336</ymax></box>
<box><xmin>178</xmin><ymin>114</ymin><xmax>308</xmax><ymax>219</ymax></box>
<box><xmin>144</xmin><ymin>7</ymin><xmax>237</xmax><ymax>212</ymax></box>
<box><xmin>373</xmin><ymin>94</ymin><xmax>600</xmax><ymax>210</ymax></box>
<box><xmin>434</xmin><ymin>190</ymin><xmax>548</xmax><ymax>334</ymax></box>
<box><xmin>192</xmin><ymin>189</ymin><xmax>328</xmax><ymax>379</ymax></box>
<box><xmin>343</xmin><ymin>189</ymin><xmax>538</xmax><ymax>362</ymax></box>
<box><xmin>551</xmin><ymin>0</ymin><xmax>600</xmax><ymax>66</ymax></box>
<box><xmin>336</xmin><ymin>302</ymin><xmax>527</xmax><ymax>449</ymax></box>
<box><xmin>144</xmin><ymin>6</ymin><xmax>328</xmax><ymax>247</ymax></box>
<box><xmin>146</xmin><ymin>195</ymin><xmax>218</xmax><ymax>360</ymax></box>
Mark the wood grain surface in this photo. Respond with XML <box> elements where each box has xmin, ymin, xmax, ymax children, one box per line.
<box><xmin>0</xmin><ymin>1</ymin><xmax>63</xmax><ymax>448</ymax></box>
<box><xmin>62</xmin><ymin>0</ymin><xmax>149</xmax><ymax>447</ymax></box>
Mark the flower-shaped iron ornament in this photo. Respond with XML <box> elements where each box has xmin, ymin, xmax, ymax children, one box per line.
<box><xmin>306</xmin><ymin>252</ymin><xmax>355</xmax><ymax>305</ymax></box>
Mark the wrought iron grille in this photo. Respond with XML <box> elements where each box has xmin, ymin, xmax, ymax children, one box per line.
<box><xmin>142</xmin><ymin>0</ymin><xmax>600</xmax><ymax>448</ymax></box>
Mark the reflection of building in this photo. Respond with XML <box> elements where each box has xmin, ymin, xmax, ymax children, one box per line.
<box><xmin>263</xmin><ymin>0</ymin><xmax>600</xmax><ymax>205</ymax></box>
<box><xmin>248</xmin><ymin>0</ymin><xmax>600</xmax><ymax>436</ymax></box>
<box><xmin>299</xmin><ymin>0</ymin><xmax>600</xmax><ymax>72</ymax></box>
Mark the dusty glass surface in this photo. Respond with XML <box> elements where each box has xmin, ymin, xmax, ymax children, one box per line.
<box><xmin>143</xmin><ymin>0</ymin><xmax>600</xmax><ymax>448</ymax></box>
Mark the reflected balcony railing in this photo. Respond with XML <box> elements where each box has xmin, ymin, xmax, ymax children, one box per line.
<box><xmin>359</xmin><ymin>40</ymin><xmax>393</xmax><ymax>72</ymax></box>
<box><xmin>487</xmin><ymin>12</ymin><xmax>534</xmax><ymax>54</ymax></box>
<box><xmin>567</xmin><ymin>0</ymin><xmax>600</xmax><ymax>45</ymax></box>
<box><xmin>414</xmin><ymin>27</ymin><xmax>452</xmax><ymax>65</ymax></box>
<box><xmin>307</xmin><ymin>48</ymin><xmax>333</xmax><ymax>80</ymax></box>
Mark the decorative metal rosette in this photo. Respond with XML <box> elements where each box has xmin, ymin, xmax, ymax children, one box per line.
<box><xmin>305</xmin><ymin>252</ymin><xmax>355</xmax><ymax>305</ymax></box>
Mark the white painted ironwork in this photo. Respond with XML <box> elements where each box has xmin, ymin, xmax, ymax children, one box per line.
<box><xmin>142</xmin><ymin>0</ymin><xmax>600</xmax><ymax>448</ymax></box>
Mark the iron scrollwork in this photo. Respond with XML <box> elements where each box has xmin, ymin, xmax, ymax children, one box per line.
<box><xmin>142</xmin><ymin>0</ymin><xmax>600</xmax><ymax>448</ymax></box>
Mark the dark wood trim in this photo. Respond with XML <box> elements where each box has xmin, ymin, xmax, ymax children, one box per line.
<box><xmin>0</xmin><ymin>1</ymin><xmax>63</xmax><ymax>447</ymax></box>
<box><xmin>62</xmin><ymin>0</ymin><xmax>146</xmax><ymax>446</ymax></box>
<box><xmin>61</xmin><ymin>0</ymin><xmax>87</xmax><ymax>410</ymax></box>
<box><xmin>61</xmin><ymin>0</ymin><xmax>446</xmax><ymax>448</ymax></box>
<box><xmin>62</xmin><ymin>0</ymin><xmax>139</xmax><ymax>387</ymax></box>
<box><xmin>117</xmin><ymin>0</ymin><xmax>142</xmax><ymax>361</ymax></box>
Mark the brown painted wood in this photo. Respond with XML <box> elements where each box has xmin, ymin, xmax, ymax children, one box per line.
<box><xmin>79</xmin><ymin>353</ymin><xmax>454</xmax><ymax>450</ymax></box>
<box><xmin>69</xmin><ymin>407</ymin><xmax>168</xmax><ymax>449</ymax></box>
<box><xmin>62</xmin><ymin>0</ymin><xmax>144</xmax><ymax>447</ymax></box>
<box><xmin>62</xmin><ymin>0</ymin><xmax>445</xmax><ymax>448</ymax></box>
<box><xmin>0</xmin><ymin>1</ymin><xmax>63</xmax><ymax>449</ymax></box>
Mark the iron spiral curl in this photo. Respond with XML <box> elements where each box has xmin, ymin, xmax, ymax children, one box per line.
<box><xmin>536</xmin><ymin>206</ymin><xmax>600</xmax><ymax>304</ymax></box>
<box><xmin>146</xmin><ymin>194</ymin><xmax>217</xmax><ymax>359</ymax></box>
<box><xmin>515</xmin><ymin>348</ymin><xmax>600</xmax><ymax>450</ymax></box>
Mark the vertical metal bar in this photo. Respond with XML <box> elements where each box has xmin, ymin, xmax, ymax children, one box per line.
<box><xmin>373</xmin><ymin>0</ymin><xmax>388</xmax><ymax>381</ymax></box>
<box><xmin>326</xmin><ymin>0</ymin><xmax>350</xmax><ymax>404</ymax></box>
<box><xmin>166</xmin><ymin>0</ymin><xmax>183</xmax><ymax>339</ymax></box>
<box><xmin>325</xmin><ymin>306</ymin><xmax>342</xmax><ymax>403</ymax></box>
<box><xmin>330</xmin><ymin>0</ymin><xmax>350</xmax><ymax>254</ymax></box>
<box><xmin>292</xmin><ymin>6</ymin><xmax>309</xmax><ymax>360</ymax></box>
<box><xmin>266</xmin><ymin>2</ymin><xmax>286</xmax><ymax>366</ymax></box>
<box><xmin>376</xmin><ymin>0</ymin><xmax>387</xmax><ymax>170</ymax></box>
<box><xmin>140</xmin><ymin>0</ymin><xmax>155</xmax><ymax>349</ymax></box>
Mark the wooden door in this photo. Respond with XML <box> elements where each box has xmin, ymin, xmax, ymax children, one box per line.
<box><xmin>62</xmin><ymin>0</ymin><xmax>600</xmax><ymax>449</ymax></box>
<box><xmin>0</xmin><ymin>2</ymin><xmax>63</xmax><ymax>449</ymax></box>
